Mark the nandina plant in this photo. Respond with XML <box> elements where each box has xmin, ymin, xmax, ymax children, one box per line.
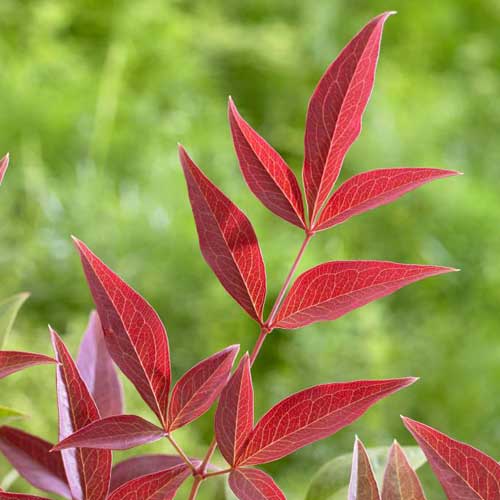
<box><xmin>1</xmin><ymin>12</ymin><xmax>495</xmax><ymax>500</ymax></box>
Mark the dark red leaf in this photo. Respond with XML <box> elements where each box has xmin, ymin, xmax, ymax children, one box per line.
<box><xmin>348</xmin><ymin>437</ymin><xmax>380</xmax><ymax>500</ymax></box>
<box><xmin>51</xmin><ymin>328</ymin><xmax>111</xmax><ymax>500</ymax></box>
<box><xmin>0</xmin><ymin>351</ymin><xmax>56</xmax><ymax>380</ymax></box>
<box><xmin>303</xmin><ymin>12</ymin><xmax>394</xmax><ymax>222</ymax></box>
<box><xmin>229</xmin><ymin>468</ymin><xmax>286</xmax><ymax>500</ymax></box>
<box><xmin>52</xmin><ymin>415</ymin><xmax>166</xmax><ymax>451</ymax></box>
<box><xmin>77</xmin><ymin>311</ymin><xmax>124</xmax><ymax>418</ymax></box>
<box><xmin>179</xmin><ymin>145</ymin><xmax>267</xmax><ymax>323</ymax></box>
<box><xmin>402</xmin><ymin>417</ymin><xmax>500</xmax><ymax>500</ymax></box>
<box><xmin>274</xmin><ymin>261</ymin><xmax>456</xmax><ymax>329</ymax></box>
<box><xmin>314</xmin><ymin>168</ymin><xmax>461</xmax><ymax>232</ymax></box>
<box><xmin>381</xmin><ymin>440</ymin><xmax>426</xmax><ymax>500</ymax></box>
<box><xmin>0</xmin><ymin>426</ymin><xmax>70</xmax><ymax>498</ymax></box>
<box><xmin>228</xmin><ymin>97</ymin><xmax>305</xmax><ymax>228</ymax></box>
<box><xmin>167</xmin><ymin>345</ymin><xmax>239</xmax><ymax>431</ymax></box>
<box><xmin>236</xmin><ymin>378</ymin><xmax>416</xmax><ymax>466</ymax></box>
<box><xmin>0</xmin><ymin>153</ymin><xmax>9</xmax><ymax>185</ymax></box>
<box><xmin>0</xmin><ymin>493</ymin><xmax>51</xmax><ymax>500</ymax></box>
<box><xmin>106</xmin><ymin>464</ymin><xmax>190</xmax><ymax>500</ymax></box>
<box><xmin>73</xmin><ymin>238</ymin><xmax>171</xmax><ymax>425</ymax></box>
<box><xmin>215</xmin><ymin>353</ymin><xmax>254</xmax><ymax>466</ymax></box>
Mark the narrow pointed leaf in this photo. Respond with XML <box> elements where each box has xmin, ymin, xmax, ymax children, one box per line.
<box><xmin>0</xmin><ymin>493</ymin><xmax>51</xmax><ymax>500</ymax></box>
<box><xmin>348</xmin><ymin>438</ymin><xmax>380</xmax><ymax>500</ymax></box>
<box><xmin>0</xmin><ymin>426</ymin><xmax>70</xmax><ymax>499</ymax></box>
<box><xmin>0</xmin><ymin>293</ymin><xmax>29</xmax><ymax>348</ymax></box>
<box><xmin>215</xmin><ymin>353</ymin><xmax>254</xmax><ymax>466</ymax></box>
<box><xmin>274</xmin><ymin>261</ymin><xmax>455</xmax><ymax>329</ymax></box>
<box><xmin>237</xmin><ymin>378</ymin><xmax>416</xmax><ymax>466</ymax></box>
<box><xmin>73</xmin><ymin>238</ymin><xmax>171</xmax><ymax>425</ymax></box>
<box><xmin>0</xmin><ymin>153</ymin><xmax>9</xmax><ymax>185</ymax></box>
<box><xmin>229</xmin><ymin>468</ymin><xmax>286</xmax><ymax>500</ymax></box>
<box><xmin>51</xmin><ymin>328</ymin><xmax>111</xmax><ymax>500</ymax></box>
<box><xmin>402</xmin><ymin>417</ymin><xmax>500</xmax><ymax>500</ymax></box>
<box><xmin>228</xmin><ymin>98</ymin><xmax>305</xmax><ymax>228</ymax></box>
<box><xmin>303</xmin><ymin>13</ymin><xmax>394</xmax><ymax>221</ymax></box>
<box><xmin>0</xmin><ymin>351</ymin><xmax>56</xmax><ymax>380</ymax></box>
<box><xmin>168</xmin><ymin>345</ymin><xmax>239</xmax><ymax>431</ymax></box>
<box><xmin>179</xmin><ymin>145</ymin><xmax>267</xmax><ymax>322</ymax></box>
<box><xmin>107</xmin><ymin>464</ymin><xmax>190</xmax><ymax>500</ymax></box>
<box><xmin>314</xmin><ymin>168</ymin><xmax>461</xmax><ymax>232</ymax></box>
<box><xmin>0</xmin><ymin>406</ymin><xmax>26</xmax><ymax>424</ymax></box>
<box><xmin>77</xmin><ymin>311</ymin><xmax>124</xmax><ymax>418</ymax></box>
<box><xmin>52</xmin><ymin>415</ymin><xmax>166</xmax><ymax>451</ymax></box>
<box><xmin>381</xmin><ymin>441</ymin><xmax>426</xmax><ymax>500</ymax></box>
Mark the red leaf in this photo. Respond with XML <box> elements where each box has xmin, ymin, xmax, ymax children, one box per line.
<box><xmin>402</xmin><ymin>417</ymin><xmax>500</xmax><ymax>500</ymax></box>
<box><xmin>73</xmin><ymin>238</ymin><xmax>171</xmax><ymax>425</ymax></box>
<box><xmin>348</xmin><ymin>437</ymin><xmax>380</xmax><ymax>500</ymax></box>
<box><xmin>0</xmin><ymin>426</ymin><xmax>70</xmax><ymax>498</ymax></box>
<box><xmin>106</xmin><ymin>464</ymin><xmax>190</xmax><ymax>500</ymax></box>
<box><xmin>167</xmin><ymin>345</ymin><xmax>239</xmax><ymax>431</ymax></box>
<box><xmin>0</xmin><ymin>493</ymin><xmax>52</xmax><ymax>500</ymax></box>
<box><xmin>274</xmin><ymin>261</ymin><xmax>456</xmax><ymax>329</ymax></box>
<box><xmin>236</xmin><ymin>378</ymin><xmax>416</xmax><ymax>466</ymax></box>
<box><xmin>228</xmin><ymin>98</ymin><xmax>305</xmax><ymax>228</ymax></box>
<box><xmin>215</xmin><ymin>353</ymin><xmax>254</xmax><ymax>466</ymax></box>
<box><xmin>77</xmin><ymin>311</ymin><xmax>124</xmax><ymax>418</ymax></box>
<box><xmin>0</xmin><ymin>351</ymin><xmax>56</xmax><ymax>380</ymax></box>
<box><xmin>179</xmin><ymin>145</ymin><xmax>267</xmax><ymax>322</ymax></box>
<box><xmin>303</xmin><ymin>12</ymin><xmax>394</xmax><ymax>222</ymax></box>
<box><xmin>381</xmin><ymin>440</ymin><xmax>426</xmax><ymax>500</ymax></box>
<box><xmin>0</xmin><ymin>153</ymin><xmax>9</xmax><ymax>185</ymax></box>
<box><xmin>314</xmin><ymin>168</ymin><xmax>461</xmax><ymax>232</ymax></box>
<box><xmin>51</xmin><ymin>328</ymin><xmax>111</xmax><ymax>500</ymax></box>
<box><xmin>52</xmin><ymin>415</ymin><xmax>166</xmax><ymax>451</ymax></box>
<box><xmin>229</xmin><ymin>468</ymin><xmax>286</xmax><ymax>500</ymax></box>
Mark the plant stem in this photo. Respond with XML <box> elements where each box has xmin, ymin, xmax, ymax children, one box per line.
<box><xmin>167</xmin><ymin>434</ymin><xmax>196</xmax><ymax>473</ymax></box>
<box><xmin>188</xmin><ymin>476</ymin><xmax>202</xmax><ymax>500</ymax></box>
<box><xmin>204</xmin><ymin>468</ymin><xmax>233</xmax><ymax>478</ymax></box>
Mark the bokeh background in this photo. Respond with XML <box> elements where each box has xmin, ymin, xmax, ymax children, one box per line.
<box><xmin>0</xmin><ymin>0</ymin><xmax>499</xmax><ymax>498</ymax></box>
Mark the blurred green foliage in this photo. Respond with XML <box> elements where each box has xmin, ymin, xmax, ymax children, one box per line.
<box><xmin>0</xmin><ymin>0</ymin><xmax>499</xmax><ymax>498</ymax></box>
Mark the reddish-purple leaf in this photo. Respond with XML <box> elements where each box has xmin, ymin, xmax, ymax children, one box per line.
<box><xmin>0</xmin><ymin>153</ymin><xmax>9</xmax><ymax>185</ymax></box>
<box><xmin>402</xmin><ymin>417</ymin><xmax>500</xmax><ymax>500</ymax></box>
<box><xmin>236</xmin><ymin>378</ymin><xmax>416</xmax><ymax>466</ymax></box>
<box><xmin>381</xmin><ymin>440</ymin><xmax>426</xmax><ymax>500</ymax></box>
<box><xmin>314</xmin><ymin>168</ymin><xmax>461</xmax><ymax>232</ymax></box>
<box><xmin>0</xmin><ymin>426</ymin><xmax>70</xmax><ymax>499</ymax></box>
<box><xmin>51</xmin><ymin>328</ymin><xmax>111</xmax><ymax>500</ymax></box>
<box><xmin>179</xmin><ymin>145</ymin><xmax>267</xmax><ymax>323</ymax></box>
<box><xmin>229</xmin><ymin>468</ymin><xmax>286</xmax><ymax>500</ymax></box>
<box><xmin>0</xmin><ymin>493</ymin><xmax>51</xmax><ymax>500</ymax></box>
<box><xmin>0</xmin><ymin>351</ymin><xmax>56</xmax><ymax>380</ymax></box>
<box><xmin>274</xmin><ymin>261</ymin><xmax>455</xmax><ymax>330</ymax></box>
<box><xmin>106</xmin><ymin>464</ymin><xmax>190</xmax><ymax>500</ymax></box>
<box><xmin>303</xmin><ymin>12</ymin><xmax>394</xmax><ymax>222</ymax></box>
<box><xmin>228</xmin><ymin>97</ymin><xmax>305</xmax><ymax>228</ymax></box>
<box><xmin>52</xmin><ymin>415</ymin><xmax>166</xmax><ymax>451</ymax></box>
<box><xmin>348</xmin><ymin>437</ymin><xmax>380</xmax><ymax>500</ymax></box>
<box><xmin>167</xmin><ymin>345</ymin><xmax>239</xmax><ymax>431</ymax></box>
<box><xmin>73</xmin><ymin>238</ymin><xmax>171</xmax><ymax>425</ymax></box>
<box><xmin>77</xmin><ymin>311</ymin><xmax>124</xmax><ymax>418</ymax></box>
<box><xmin>215</xmin><ymin>353</ymin><xmax>254</xmax><ymax>466</ymax></box>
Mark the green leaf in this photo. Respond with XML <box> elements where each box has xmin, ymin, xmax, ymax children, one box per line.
<box><xmin>305</xmin><ymin>445</ymin><xmax>426</xmax><ymax>500</ymax></box>
<box><xmin>0</xmin><ymin>405</ymin><xmax>27</xmax><ymax>424</ymax></box>
<box><xmin>0</xmin><ymin>292</ymin><xmax>29</xmax><ymax>348</ymax></box>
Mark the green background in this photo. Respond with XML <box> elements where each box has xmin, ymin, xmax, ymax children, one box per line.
<box><xmin>0</xmin><ymin>0</ymin><xmax>498</xmax><ymax>498</ymax></box>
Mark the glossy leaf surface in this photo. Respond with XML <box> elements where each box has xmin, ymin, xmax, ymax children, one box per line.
<box><xmin>0</xmin><ymin>293</ymin><xmax>29</xmax><ymax>348</ymax></box>
<box><xmin>0</xmin><ymin>351</ymin><xmax>55</xmax><ymax>380</ymax></box>
<box><xmin>229</xmin><ymin>468</ymin><xmax>286</xmax><ymax>500</ymax></box>
<box><xmin>348</xmin><ymin>438</ymin><xmax>380</xmax><ymax>500</ymax></box>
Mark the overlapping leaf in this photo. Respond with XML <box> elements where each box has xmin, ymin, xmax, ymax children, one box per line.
<box><xmin>0</xmin><ymin>153</ymin><xmax>9</xmax><ymax>185</ymax></box>
<box><xmin>0</xmin><ymin>351</ymin><xmax>56</xmax><ymax>380</ymax></box>
<box><xmin>274</xmin><ymin>261</ymin><xmax>455</xmax><ymax>329</ymax></box>
<box><xmin>229</xmin><ymin>468</ymin><xmax>286</xmax><ymax>500</ymax></box>
<box><xmin>179</xmin><ymin>145</ymin><xmax>267</xmax><ymax>322</ymax></box>
<box><xmin>0</xmin><ymin>293</ymin><xmax>30</xmax><ymax>349</ymax></box>
<box><xmin>348</xmin><ymin>438</ymin><xmax>380</xmax><ymax>500</ymax></box>
<box><xmin>73</xmin><ymin>238</ymin><xmax>171</xmax><ymax>425</ymax></box>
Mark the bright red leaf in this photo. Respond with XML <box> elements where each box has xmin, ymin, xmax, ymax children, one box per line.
<box><xmin>0</xmin><ymin>426</ymin><xmax>70</xmax><ymax>499</ymax></box>
<box><xmin>51</xmin><ymin>328</ymin><xmax>111</xmax><ymax>500</ymax></box>
<box><xmin>402</xmin><ymin>417</ymin><xmax>500</xmax><ymax>500</ymax></box>
<box><xmin>274</xmin><ymin>261</ymin><xmax>455</xmax><ymax>329</ymax></box>
<box><xmin>73</xmin><ymin>237</ymin><xmax>171</xmax><ymax>425</ymax></box>
<box><xmin>228</xmin><ymin>97</ymin><xmax>305</xmax><ymax>228</ymax></box>
<box><xmin>0</xmin><ymin>493</ymin><xmax>51</xmax><ymax>500</ymax></box>
<box><xmin>303</xmin><ymin>12</ymin><xmax>394</xmax><ymax>222</ymax></box>
<box><xmin>215</xmin><ymin>353</ymin><xmax>254</xmax><ymax>466</ymax></box>
<box><xmin>348</xmin><ymin>437</ymin><xmax>380</xmax><ymax>500</ymax></box>
<box><xmin>77</xmin><ymin>311</ymin><xmax>124</xmax><ymax>418</ymax></box>
<box><xmin>314</xmin><ymin>168</ymin><xmax>461</xmax><ymax>232</ymax></box>
<box><xmin>0</xmin><ymin>153</ymin><xmax>9</xmax><ymax>185</ymax></box>
<box><xmin>229</xmin><ymin>468</ymin><xmax>286</xmax><ymax>500</ymax></box>
<box><xmin>167</xmin><ymin>345</ymin><xmax>239</xmax><ymax>431</ymax></box>
<box><xmin>52</xmin><ymin>415</ymin><xmax>166</xmax><ymax>451</ymax></box>
<box><xmin>179</xmin><ymin>145</ymin><xmax>267</xmax><ymax>323</ymax></box>
<box><xmin>0</xmin><ymin>351</ymin><xmax>56</xmax><ymax>380</ymax></box>
<box><xmin>236</xmin><ymin>378</ymin><xmax>416</xmax><ymax>466</ymax></box>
